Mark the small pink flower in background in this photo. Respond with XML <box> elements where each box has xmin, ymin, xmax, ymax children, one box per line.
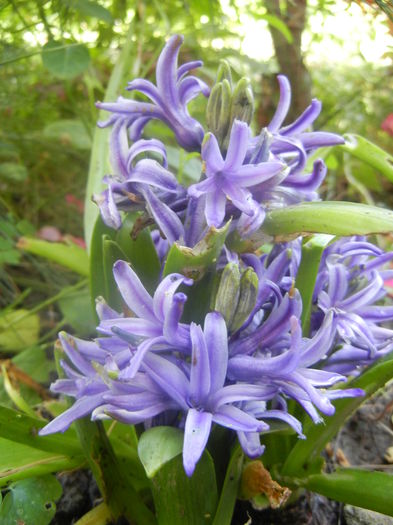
<box><xmin>65</xmin><ymin>194</ymin><xmax>84</xmax><ymax>214</ymax></box>
<box><xmin>38</xmin><ymin>226</ymin><xmax>63</xmax><ymax>242</ymax></box>
<box><xmin>38</xmin><ymin>226</ymin><xmax>86</xmax><ymax>249</ymax></box>
<box><xmin>381</xmin><ymin>114</ymin><xmax>393</xmax><ymax>137</ymax></box>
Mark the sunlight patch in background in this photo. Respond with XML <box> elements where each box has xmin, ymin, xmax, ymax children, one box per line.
<box><xmin>220</xmin><ymin>0</ymin><xmax>392</xmax><ymax>67</ymax></box>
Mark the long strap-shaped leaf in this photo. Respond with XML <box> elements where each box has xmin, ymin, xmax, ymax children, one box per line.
<box><xmin>299</xmin><ymin>468</ymin><xmax>393</xmax><ymax>517</ymax></box>
<box><xmin>84</xmin><ymin>23</ymin><xmax>135</xmax><ymax>251</ymax></box>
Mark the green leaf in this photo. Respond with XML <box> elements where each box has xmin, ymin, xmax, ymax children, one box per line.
<box><xmin>58</xmin><ymin>288</ymin><xmax>96</xmax><ymax>335</ymax></box>
<box><xmin>150</xmin><ymin>450</ymin><xmax>218</xmax><ymax>525</ymax></box>
<box><xmin>42</xmin><ymin>41</ymin><xmax>90</xmax><ymax>79</ymax></box>
<box><xmin>0</xmin><ymin>475</ymin><xmax>62</xmax><ymax>525</ymax></box>
<box><xmin>74</xmin><ymin>419</ymin><xmax>156</xmax><ymax>525</ymax></box>
<box><xmin>102</xmin><ymin>236</ymin><xmax>128</xmax><ymax>310</ymax></box>
<box><xmin>300</xmin><ymin>468</ymin><xmax>393</xmax><ymax>517</ymax></box>
<box><xmin>0</xmin><ymin>309</ymin><xmax>40</xmax><ymax>352</ymax></box>
<box><xmin>84</xmin><ymin>23</ymin><xmax>135</xmax><ymax>250</ymax></box>
<box><xmin>89</xmin><ymin>216</ymin><xmax>116</xmax><ymax>312</ymax></box>
<box><xmin>17</xmin><ymin>237</ymin><xmax>89</xmax><ymax>276</ymax></box>
<box><xmin>0</xmin><ymin>437</ymin><xmax>83</xmax><ymax>486</ymax></box>
<box><xmin>0</xmin><ymin>405</ymin><xmax>82</xmax><ymax>457</ymax></box>
<box><xmin>138</xmin><ymin>426</ymin><xmax>184</xmax><ymax>478</ymax></box>
<box><xmin>295</xmin><ymin>235</ymin><xmax>334</xmax><ymax>336</ymax></box>
<box><xmin>341</xmin><ymin>134</ymin><xmax>393</xmax><ymax>183</ymax></box>
<box><xmin>212</xmin><ymin>446</ymin><xmax>244</xmax><ymax>525</ymax></box>
<box><xmin>73</xmin><ymin>502</ymin><xmax>111</xmax><ymax>525</ymax></box>
<box><xmin>66</xmin><ymin>0</ymin><xmax>113</xmax><ymax>23</ymax></box>
<box><xmin>260</xmin><ymin>202</ymin><xmax>393</xmax><ymax>241</ymax></box>
<box><xmin>0</xmin><ymin>162</ymin><xmax>28</xmax><ymax>182</ymax></box>
<box><xmin>163</xmin><ymin>222</ymin><xmax>230</xmax><ymax>279</ymax></box>
<box><xmin>281</xmin><ymin>353</ymin><xmax>393</xmax><ymax>477</ymax></box>
<box><xmin>115</xmin><ymin>215</ymin><xmax>160</xmax><ymax>294</ymax></box>
<box><xmin>43</xmin><ymin>120</ymin><xmax>92</xmax><ymax>150</ymax></box>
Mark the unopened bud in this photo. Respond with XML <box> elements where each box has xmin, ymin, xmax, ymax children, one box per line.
<box><xmin>216</xmin><ymin>60</ymin><xmax>232</xmax><ymax>86</ymax></box>
<box><xmin>214</xmin><ymin>262</ymin><xmax>241</xmax><ymax>326</ymax></box>
<box><xmin>206</xmin><ymin>79</ymin><xmax>232</xmax><ymax>145</ymax></box>
<box><xmin>231</xmin><ymin>267</ymin><xmax>258</xmax><ymax>332</ymax></box>
<box><xmin>230</xmin><ymin>78</ymin><xmax>254</xmax><ymax>126</ymax></box>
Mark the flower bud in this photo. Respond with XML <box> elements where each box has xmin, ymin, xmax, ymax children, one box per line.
<box><xmin>216</xmin><ymin>59</ymin><xmax>232</xmax><ymax>86</ymax></box>
<box><xmin>230</xmin><ymin>77</ymin><xmax>254</xmax><ymax>126</ymax></box>
<box><xmin>231</xmin><ymin>267</ymin><xmax>258</xmax><ymax>332</ymax></box>
<box><xmin>214</xmin><ymin>262</ymin><xmax>241</xmax><ymax>326</ymax></box>
<box><xmin>206</xmin><ymin>80</ymin><xmax>232</xmax><ymax>145</ymax></box>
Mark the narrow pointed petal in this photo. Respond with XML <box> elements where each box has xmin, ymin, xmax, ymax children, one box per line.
<box><xmin>156</xmin><ymin>35</ymin><xmax>183</xmax><ymax>107</ymax></box>
<box><xmin>237</xmin><ymin>431</ymin><xmax>265</xmax><ymax>458</ymax></box>
<box><xmin>202</xmin><ymin>133</ymin><xmax>224</xmax><ymax>174</ymax></box>
<box><xmin>224</xmin><ymin>120</ymin><xmax>250</xmax><ymax>170</ymax></box>
<box><xmin>94</xmin><ymin>187</ymin><xmax>122</xmax><ymax>230</ymax></box>
<box><xmin>299</xmin><ymin>131</ymin><xmax>345</xmax><ymax>149</ymax></box>
<box><xmin>179</xmin><ymin>76</ymin><xmax>210</xmax><ymax>105</ymax></box>
<box><xmin>153</xmin><ymin>273</ymin><xmax>193</xmax><ymax>321</ymax></box>
<box><xmin>183</xmin><ymin>409</ymin><xmax>213</xmax><ymax>476</ymax></box>
<box><xmin>163</xmin><ymin>294</ymin><xmax>190</xmax><ymax>346</ymax></box>
<box><xmin>39</xmin><ymin>393</ymin><xmax>105</xmax><ymax>435</ymax></box>
<box><xmin>126</xmin><ymin>78</ymin><xmax>163</xmax><ymax>105</ymax></box>
<box><xmin>143</xmin><ymin>353</ymin><xmax>189</xmax><ymax>410</ymax></box>
<box><xmin>229</xmin><ymin>162</ymin><xmax>285</xmax><ymax>187</ymax></box>
<box><xmin>119</xmin><ymin>336</ymin><xmax>166</xmax><ymax>379</ymax></box>
<box><xmin>131</xmin><ymin>160</ymin><xmax>179</xmax><ymax>192</ymax></box>
<box><xmin>142</xmin><ymin>186</ymin><xmax>184</xmax><ymax>243</ymax></box>
<box><xmin>283</xmin><ymin>159</ymin><xmax>327</xmax><ymax>191</ymax></box>
<box><xmin>177</xmin><ymin>60</ymin><xmax>203</xmax><ymax>79</ymax></box>
<box><xmin>213</xmin><ymin>405</ymin><xmax>267</xmax><ymax>432</ymax></box>
<box><xmin>127</xmin><ymin>138</ymin><xmax>167</xmax><ymax>169</ymax></box>
<box><xmin>204</xmin><ymin>312</ymin><xmax>228</xmax><ymax>392</ymax></box>
<box><xmin>281</xmin><ymin>99</ymin><xmax>322</xmax><ymax>136</ymax></box>
<box><xmin>113</xmin><ymin>260</ymin><xmax>155</xmax><ymax>321</ymax></box>
<box><xmin>205</xmin><ymin>188</ymin><xmax>227</xmax><ymax>227</ymax></box>
<box><xmin>188</xmin><ymin>177</ymin><xmax>216</xmax><ymax>198</ymax></box>
<box><xmin>59</xmin><ymin>332</ymin><xmax>95</xmax><ymax>376</ymax></box>
<box><xmin>110</xmin><ymin>119</ymin><xmax>129</xmax><ymax>178</ymax></box>
<box><xmin>189</xmin><ymin>323</ymin><xmax>211</xmax><ymax>405</ymax></box>
<box><xmin>267</xmin><ymin>75</ymin><xmax>291</xmax><ymax>132</ymax></box>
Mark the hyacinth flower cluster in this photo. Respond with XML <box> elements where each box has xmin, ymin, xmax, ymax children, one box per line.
<box><xmin>40</xmin><ymin>35</ymin><xmax>393</xmax><ymax>482</ymax></box>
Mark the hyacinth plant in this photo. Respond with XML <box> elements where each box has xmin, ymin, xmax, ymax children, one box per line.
<box><xmin>20</xmin><ymin>34</ymin><xmax>393</xmax><ymax>523</ymax></box>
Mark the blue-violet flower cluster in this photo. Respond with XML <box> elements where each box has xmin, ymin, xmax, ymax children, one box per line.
<box><xmin>40</xmin><ymin>36</ymin><xmax>393</xmax><ymax>477</ymax></box>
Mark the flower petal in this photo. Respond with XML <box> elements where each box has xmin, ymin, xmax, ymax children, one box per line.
<box><xmin>183</xmin><ymin>409</ymin><xmax>213</xmax><ymax>476</ymax></box>
<box><xmin>113</xmin><ymin>260</ymin><xmax>155</xmax><ymax>321</ymax></box>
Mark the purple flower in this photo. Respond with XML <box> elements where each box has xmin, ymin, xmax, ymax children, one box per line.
<box><xmin>312</xmin><ymin>237</ymin><xmax>393</xmax><ymax>373</ymax></box>
<box><xmin>188</xmin><ymin>120</ymin><xmax>286</xmax><ymax>229</ymax></box>
<box><xmin>96</xmin><ymin>35</ymin><xmax>209</xmax><ymax>152</ymax></box>
<box><xmin>98</xmin><ymin>260</ymin><xmax>193</xmax><ymax>378</ymax></box>
<box><xmin>245</xmin><ymin>75</ymin><xmax>344</xmax><ymax>209</ymax></box>
<box><xmin>229</xmin><ymin>310</ymin><xmax>363</xmax><ymax>425</ymax></box>
<box><xmin>94</xmin><ymin>123</ymin><xmax>186</xmax><ymax>242</ymax></box>
<box><xmin>141</xmin><ymin>313</ymin><xmax>273</xmax><ymax>476</ymax></box>
<box><xmin>267</xmin><ymin>75</ymin><xmax>344</xmax><ymax>175</ymax></box>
